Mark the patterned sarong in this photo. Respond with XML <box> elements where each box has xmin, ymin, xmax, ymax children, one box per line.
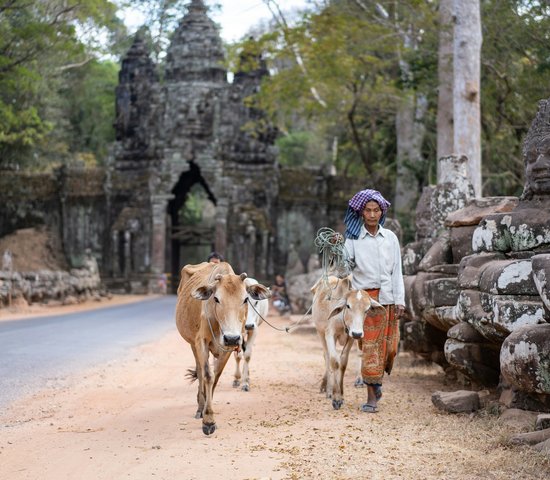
<box><xmin>361</xmin><ymin>289</ymin><xmax>399</xmax><ymax>384</ymax></box>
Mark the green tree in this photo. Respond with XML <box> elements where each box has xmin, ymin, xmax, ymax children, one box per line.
<box><xmin>480</xmin><ymin>0</ymin><xmax>550</xmax><ymax>196</ymax></box>
<box><xmin>0</xmin><ymin>0</ymin><xmax>125</xmax><ymax>169</ymax></box>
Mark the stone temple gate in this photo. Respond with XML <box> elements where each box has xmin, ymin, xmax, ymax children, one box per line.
<box><xmin>108</xmin><ymin>0</ymin><xmax>280</xmax><ymax>290</ymax></box>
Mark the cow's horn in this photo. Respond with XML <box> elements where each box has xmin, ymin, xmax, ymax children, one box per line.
<box><xmin>214</xmin><ymin>274</ymin><xmax>223</xmax><ymax>281</ymax></box>
<box><xmin>240</xmin><ymin>272</ymin><xmax>248</xmax><ymax>281</ymax></box>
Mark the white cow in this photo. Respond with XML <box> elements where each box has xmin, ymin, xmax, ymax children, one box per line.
<box><xmin>311</xmin><ymin>275</ymin><xmax>385</xmax><ymax>410</ymax></box>
<box><xmin>232</xmin><ymin>277</ymin><xmax>270</xmax><ymax>392</ymax></box>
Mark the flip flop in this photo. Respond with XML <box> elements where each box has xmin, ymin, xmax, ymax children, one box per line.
<box><xmin>360</xmin><ymin>403</ymin><xmax>378</xmax><ymax>413</ymax></box>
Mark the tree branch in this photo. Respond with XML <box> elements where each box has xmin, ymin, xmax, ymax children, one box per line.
<box><xmin>263</xmin><ymin>0</ymin><xmax>327</xmax><ymax>108</ymax></box>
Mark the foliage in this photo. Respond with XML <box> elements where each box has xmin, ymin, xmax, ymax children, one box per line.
<box><xmin>0</xmin><ymin>0</ymin><xmax>125</xmax><ymax>169</ymax></box>
<box><xmin>275</xmin><ymin>130</ymin><xmax>331</xmax><ymax>167</ymax></box>
<box><xmin>232</xmin><ymin>0</ymin><xmax>550</xmax><ymax>201</ymax></box>
<box><xmin>480</xmin><ymin>0</ymin><xmax>550</xmax><ymax>196</ymax></box>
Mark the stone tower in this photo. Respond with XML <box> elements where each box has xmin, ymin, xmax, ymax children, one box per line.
<box><xmin>108</xmin><ymin>0</ymin><xmax>279</xmax><ymax>291</ymax></box>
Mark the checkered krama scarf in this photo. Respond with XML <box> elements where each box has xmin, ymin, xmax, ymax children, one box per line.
<box><xmin>344</xmin><ymin>189</ymin><xmax>391</xmax><ymax>239</ymax></box>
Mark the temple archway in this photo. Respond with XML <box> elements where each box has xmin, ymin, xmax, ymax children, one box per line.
<box><xmin>167</xmin><ymin>162</ymin><xmax>216</xmax><ymax>292</ymax></box>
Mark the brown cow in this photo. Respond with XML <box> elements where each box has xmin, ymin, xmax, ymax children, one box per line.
<box><xmin>311</xmin><ymin>275</ymin><xmax>385</xmax><ymax>410</ymax></box>
<box><xmin>175</xmin><ymin>261</ymin><xmax>270</xmax><ymax>435</ymax></box>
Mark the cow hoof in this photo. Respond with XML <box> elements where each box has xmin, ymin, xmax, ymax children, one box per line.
<box><xmin>241</xmin><ymin>384</ymin><xmax>250</xmax><ymax>392</ymax></box>
<box><xmin>332</xmin><ymin>399</ymin><xmax>343</xmax><ymax>410</ymax></box>
<box><xmin>232</xmin><ymin>380</ymin><xmax>240</xmax><ymax>388</ymax></box>
<box><xmin>202</xmin><ymin>423</ymin><xmax>216</xmax><ymax>435</ymax></box>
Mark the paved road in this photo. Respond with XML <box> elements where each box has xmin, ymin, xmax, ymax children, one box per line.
<box><xmin>0</xmin><ymin>296</ymin><xmax>177</xmax><ymax>410</ymax></box>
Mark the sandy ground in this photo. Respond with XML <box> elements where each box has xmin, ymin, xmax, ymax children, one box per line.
<box><xmin>1</xmin><ymin>299</ymin><xmax>550</xmax><ymax>480</ymax></box>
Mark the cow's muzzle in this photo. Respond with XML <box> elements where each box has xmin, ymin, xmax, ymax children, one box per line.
<box><xmin>351</xmin><ymin>331</ymin><xmax>363</xmax><ymax>340</ymax></box>
<box><xmin>245</xmin><ymin>323</ymin><xmax>256</xmax><ymax>331</ymax></box>
<box><xmin>223</xmin><ymin>333</ymin><xmax>242</xmax><ymax>346</ymax></box>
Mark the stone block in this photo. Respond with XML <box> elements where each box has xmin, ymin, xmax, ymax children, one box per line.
<box><xmin>445</xmin><ymin>196</ymin><xmax>518</xmax><ymax>227</ymax></box>
<box><xmin>433</xmin><ymin>305</ymin><xmax>459</xmax><ymax>330</ymax></box>
<box><xmin>457</xmin><ymin>252</ymin><xmax>505</xmax><ymax>289</ymax></box>
<box><xmin>501</xmin><ymin>324</ymin><xmax>550</xmax><ymax>394</ymax></box>
<box><xmin>418</xmin><ymin>232</ymin><xmax>452</xmax><ymax>271</ymax></box>
<box><xmin>532</xmin><ymin>254</ymin><xmax>550</xmax><ymax>313</ymax></box>
<box><xmin>425</xmin><ymin>277</ymin><xmax>460</xmax><ymax>307</ymax></box>
<box><xmin>447</xmin><ymin>322</ymin><xmax>486</xmax><ymax>343</ymax></box>
<box><xmin>450</xmin><ymin>225</ymin><xmax>477</xmax><ymax>263</ymax></box>
<box><xmin>444</xmin><ymin>338</ymin><xmax>500</xmax><ymax>386</ymax></box>
<box><xmin>410</xmin><ymin>271</ymin><xmax>445</xmax><ymax>316</ymax></box>
<box><xmin>402</xmin><ymin>241</ymin><xmax>425</xmax><ymax>275</ymax></box>
<box><xmin>536</xmin><ymin>414</ymin><xmax>550</xmax><ymax>431</ymax></box>
<box><xmin>478</xmin><ymin>259</ymin><xmax>538</xmax><ymax>296</ymax></box>
<box><xmin>431</xmin><ymin>390</ymin><xmax>480</xmax><ymax>413</ymax></box>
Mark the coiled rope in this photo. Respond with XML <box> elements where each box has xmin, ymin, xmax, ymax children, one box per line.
<box><xmin>314</xmin><ymin>227</ymin><xmax>353</xmax><ymax>285</ymax></box>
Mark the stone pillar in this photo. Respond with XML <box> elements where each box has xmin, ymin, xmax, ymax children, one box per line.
<box><xmin>215</xmin><ymin>198</ymin><xmax>228</xmax><ymax>257</ymax></box>
<box><xmin>112</xmin><ymin>230</ymin><xmax>120</xmax><ymax>277</ymax></box>
<box><xmin>151</xmin><ymin>195</ymin><xmax>173</xmax><ymax>275</ymax></box>
<box><xmin>246</xmin><ymin>221</ymin><xmax>256</xmax><ymax>277</ymax></box>
<box><xmin>261</xmin><ymin>230</ymin><xmax>269</xmax><ymax>279</ymax></box>
<box><xmin>123</xmin><ymin>230</ymin><xmax>131</xmax><ymax>277</ymax></box>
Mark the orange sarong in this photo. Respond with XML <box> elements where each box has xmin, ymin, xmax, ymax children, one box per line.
<box><xmin>361</xmin><ymin>289</ymin><xmax>399</xmax><ymax>385</ymax></box>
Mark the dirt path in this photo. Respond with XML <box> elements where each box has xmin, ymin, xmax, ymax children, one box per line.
<box><xmin>1</xmin><ymin>303</ymin><xmax>549</xmax><ymax>480</ymax></box>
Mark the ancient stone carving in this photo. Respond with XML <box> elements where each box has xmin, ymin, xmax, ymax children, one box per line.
<box><xmin>441</xmin><ymin>97</ymin><xmax>550</xmax><ymax>409</ymax></box>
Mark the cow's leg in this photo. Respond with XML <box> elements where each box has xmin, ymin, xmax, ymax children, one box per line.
<box><xmin>325</xmin><ymin>329</ymin><xmax>340</xmax><ymax>404</ymax></box>
<box><xmin>195</xmin><ymin>340</ymin><xmax>217</xmax><ymax>435</ymax></box>
<box><xmin>353</xmin><ymin>340</ymin><xmax>364</xmax><ymax>387</ymax></box>
<box><xmin>241</xmin><ymin>328</ymin><xmax>256</xmax><ymax>391</ymax></box>
<box><xmin>333</xmin><ymin>338</ymin><xmax>354</xmax><ymax>409</ymax></box>
<box><xmin>190</xmin><ymin>344</ymin><xmax>206</xmax><ymax>419</ymax></box>
<box><xmin>212</xmin><ymin>350</ymin><xmax>233</xmax><ymax>391</ymax></box>
<box><xmin>317</xmin><ymin>332</ymin><xmax>330</xmax><ymax>395</ymax></box>
<box><xmin>232</xmin><ymin>349</ymin><xmax>242</xmax><ymax>388</ymax></box>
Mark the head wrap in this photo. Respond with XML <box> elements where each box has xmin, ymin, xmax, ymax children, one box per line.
<box><xmin>344</xmin><ymin>189</ymin><xmax>391</xmax><ymax>239</ymax></box>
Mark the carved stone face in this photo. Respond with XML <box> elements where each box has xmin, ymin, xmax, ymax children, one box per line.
<box><xmin>524</xmin><ymin>136</ymin><xmax>550</xmax><ymax>195</ymax></box>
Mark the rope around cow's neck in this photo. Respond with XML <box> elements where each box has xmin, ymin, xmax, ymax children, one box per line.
<box><xmin>247</xmin><ymin>297</ymin><xmax>313</xmax><ymax>333</ymax></box>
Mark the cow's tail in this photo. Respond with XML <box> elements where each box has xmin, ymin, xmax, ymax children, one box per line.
<box><xmin>185</xmin><ymin>368</ymin><xmax>198</xmax><ymax>383</ymax></box>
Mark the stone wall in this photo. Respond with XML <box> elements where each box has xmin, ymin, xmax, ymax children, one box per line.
<box><xmin>0</xmin><ymin>268</ymin><xmax>104</xmax><ymax>307</ymax></box>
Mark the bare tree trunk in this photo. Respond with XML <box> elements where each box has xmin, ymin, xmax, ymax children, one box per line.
<box><xmin>436</xmin><ymin>0</ymin><xmax>454</xmax><ymax>179</ymax></box>
<box><xmin>395</xmin><ymin>93</ymin><xmax>428</xmax><ymax>214</ymax></box>
<box><xmin>453</xmin><ymin>0</ymin><xmax>482</xmax><ymax>197</ymax></box>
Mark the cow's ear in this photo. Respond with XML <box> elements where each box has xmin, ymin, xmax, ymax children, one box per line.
<box><xmin>240</xmin><ymin>272</ymin><xmax>248</xmax><ymax>281</ymax></box>
<box><xmin>366</xmin><ymin>299</ymin><xmax>386</xmax><ymax>318</ymax></box>
<box><xmin>341</xmin><ymin>275</ymin><xmax>352</xmax><ymax>290</ymax></box>
<box><xmin>247</xmin><ymin>283</ymin><xmax>271</xmax><ymax>300</ymax></box>
<box><xmin>192</xmin><ymin>285</ymin><xmax>214</xmax><ymax>300</ymax></box>
<box><xmin>329</xmin><ymin>298</ymin><xmax>346</xmax><ymax>318</ymax></box>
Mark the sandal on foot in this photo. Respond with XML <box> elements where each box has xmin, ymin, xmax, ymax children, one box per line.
<box><xmin>360</xmin><ymin>403</ymin><xmax>378</xmax><ymax>413</ymax></box>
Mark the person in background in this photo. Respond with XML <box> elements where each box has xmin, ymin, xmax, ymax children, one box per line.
<box><xmin>271</xmin><ymin>273</ymin><xmax>291</xmax><ymax>315</ymax></box>
<box><xmin>207</xmin><ymin>251</ymin><xmax>225</xmax><ymax>263</ymax></box>
<box><xmin>343</xmin><ymin>189</ymin><xmax>405</xmax><ymax>413</ymax></box>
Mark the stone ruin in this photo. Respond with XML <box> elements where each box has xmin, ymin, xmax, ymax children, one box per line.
<box><xmin>0</xmin><ymin>0</ymin><xmax>366</xmax><ymax>306</ymax></box>
<box><xmin>402</xmin><ymin>98</ymin><xmax>550</xmax><ymax>411</ymax></box>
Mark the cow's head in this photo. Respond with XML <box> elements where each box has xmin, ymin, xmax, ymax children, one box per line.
<box><xmin>328</xmin><ymin>288</ymin><xmax>386</xmax><ymax>340</ymax></box>
<box><xmin>192</xmin><ymin>272</ymin><xmax>270</xmax><ymax>347</ymax></box>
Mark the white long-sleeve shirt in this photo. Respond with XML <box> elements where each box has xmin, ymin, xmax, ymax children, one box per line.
<box><xmin>344</xmin><ymin>225</ymin><xmax>405</xmax><ymax>306</ymax></box>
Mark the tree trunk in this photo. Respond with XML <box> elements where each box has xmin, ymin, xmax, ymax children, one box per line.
<box><xmin>453</xmin><ymin>0</ymin><xmax>482</xmax><ymax>197</ymax></box>
<box><xmin>437</xmin><ymin>0</ymin><xmax>454</xmax><ymax>180</ymax></box>
<box><xmin>394</xmin><ymin>93</ymin><xmax>427</xmax><ymax>215</ymax></box>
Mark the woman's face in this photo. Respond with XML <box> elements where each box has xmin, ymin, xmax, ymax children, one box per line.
<box><xmin>362</xmin><ymin>200</ymin><xmax>382</xmax><ymax>230</ymax></box>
